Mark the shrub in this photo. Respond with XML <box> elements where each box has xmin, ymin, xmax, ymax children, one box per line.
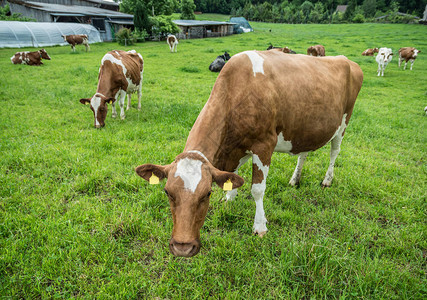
<box><xmin>116</xmin><ymin>28</ymin><xmax>136</xmax><ymax>46</ymax></box>
<box><xmin>352</xmin><ymin>13</ymin><xmax>365</xmax><ymax>23</ymax></box>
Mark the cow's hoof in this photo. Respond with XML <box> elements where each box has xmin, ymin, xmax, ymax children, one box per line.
<box><xmin>289</xmin><ymin>179</ymin><xmax>300</xmax><ymax>187</ymax></box>
<box><xmin>112</xmin><ymin>114</ymin><xmax>117</xmax><ymax>118</ymax></box>
<box><xmin>121</xmin><ymin>116</ymin><xmax>125</xmax><ymax>120</ymax></box>
<box><xmin>254</xmin><ymin>230</ymin><xmax>267</xmax><ymax>238</ymax></box>
<box><xmin>321</xmin><ymin>181</ymin><xmax>332</xmax><ymax>188</ymax></box>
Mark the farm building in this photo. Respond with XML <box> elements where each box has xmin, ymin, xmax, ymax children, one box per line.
<box><xmin>173</xmin><ymin>20</ymin><xmax>235</xmax><ymax>39</ymax></box>
<box><xmin>0</xmin><ymin>20</ymin><xmax>101</xmax><ymax>48</ymax></box>
<box><xmin>4</xmin><ymin>0</ymin><xmax>133</xmax><ymax>41</ymax></box>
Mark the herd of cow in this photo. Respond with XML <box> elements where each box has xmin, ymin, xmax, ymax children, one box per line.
<box><xmin>8</xmin><ymin>33</ymin><xmax>421</xmax><ymax>257</ymax></box>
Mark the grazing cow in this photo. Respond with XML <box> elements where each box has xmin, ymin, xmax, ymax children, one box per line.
<box><xmin>167</xmin><ymin>35</ymin><xmax>178</xmax><ymax>53</ymax></box>
<box><xmin>267</xmin><ymin>44</ymin><xmax>296</xmax><ymax>54</ymax></box>
<box><xmin>307</xmin><ymin>45</ymin><xmax>325</xmax><ymax>57</ymax></box>
<box><xmin>62</xmin><ymin>34</ymin><xmax>90</xmax><ymax>52</ymax></box>
<box><xmin>376</xmin><ymin>47</ymin><xmax>393</xmax><ymax>76</ymax></box>
<box><xmin>398</xmin><ymin>47</ymin><xmax>421</xmax><ymax>70</ymax></box>
<box><xmin>209</xmin><ymin>52</ymin><xmax>231</xmax><ymax>72</ymax></box>
<box><xmin>135</xmin><ymin>51</ymin><xmax>363</xmax><ymax>257</ymax></box>
<box><xmin>362</xmin><ymin>48</ymin><xmax>379</xmax><ymax>56</ymax></box>
<box><xmin>80</xmin><ymin>50</ymin><xmax>143</xmax><ymax>128</ymax></box>
<box><xmin>10</xmin><ymin>49</ymin><xmax>51</xmax><ymax>65</ymax></box>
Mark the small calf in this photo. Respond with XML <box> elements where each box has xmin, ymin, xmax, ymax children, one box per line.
<box><xmin>376</xmin><ymin>48</ymin><xmax>393</xmax><ymax>76</ymax></box>
<box><xmin>398</xmin><ymin>47</ymin><xmax>420</xmax><ymax>70</ymax></box>
<box><xmin>307</xmin><ymin>45</ymin><xmax>325</xmax><ymax>57</ymax></box>
<box><xmin>10</xmin><ymin>49</ymin><xmax>51</xmax><ymax>65</ymax></box>
<box><xmin>62</xmin><ymin>34</ymin><xmax>90</xmax><ymax>52</ymax></box>
<box><xmin>167</xmin><ymin>35</ymin><xmax>178</xmax><ymax>53</ymax></box>
<box><xmin>209</xmin><ymin>52</ymin><xmax>231</xmax><ymax>72</ymax></box>
<box><xmin>362</xmin><ymin>48</ymin><xmax>379</xmax><ymax>56</ymax></box>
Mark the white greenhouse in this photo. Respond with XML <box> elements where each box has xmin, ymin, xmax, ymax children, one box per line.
<box><xmin>0</xmin><ymin>21</ymin><xmax>102</xmax><ymax>48</ymax></box>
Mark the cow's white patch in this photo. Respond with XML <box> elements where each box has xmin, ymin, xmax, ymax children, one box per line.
<box><xmin>187</xmin><ymin>150</ymin><xmax>209</xmax><ymax>163</ymax></box>
<box><xmin>235</xmin><ymin>51</ymin><xmax>264</xmax><ymax>76</ymax></box>
<box><xmin>413</xmin><ymin>49</ymin><xmax>419</xmax><ymax>57</ymax></box>
<box><xmin>174</xmin><ymin>158</ymin><xmax>203</xmax><ymax>193</ymax></box>
<box><xmin>91</xmin><ymin>96</ymin><xmax>101</xmax><ymax>126</ymax></box>
<box><xmin>274</xmin><ymin>132</ymin><xmax>293</xmax><ymax>153</ymax></box>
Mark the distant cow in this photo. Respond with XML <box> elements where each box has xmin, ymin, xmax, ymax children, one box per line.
<box><xmin>167</xmin><ymin>35</ymin><xmax>178</xmax><ymax>53</ymax></box>
<box><xmin>10</xmin><ymin>49</ymin><xmax>51</xmax><ymax>65</ymax></box>
<box><xmin>267</xmin><ymin>44</ymin><xmax>296</xmax><ymax>54</ymax></box>
<box><xmin>62</xmin><ymin>34</ymin><xmax>90</xmax><ymax>52</ymax></box>
<box><xmin>307</xmin><ymin>45</ymin><xmax>325</xmax><ymax>57</ymax></box>
<box><xmin>135</xmin><ymin>51</ymin><xmax>363</xmax><ymax>257</ymax></box>
<box><xmin>209</xmin><ymin>52</ymin><xmax>231</xmax><ymax>72</ymax></box>
<box><xmin>398</xmin><ymin>47</ymin><xmax>421</xmax><ymax>70</ymax></box>
<box><xmin>80</xmin><ymin>50</ymin><xmax>143</xmax><ymax>128</ymax></box>
<box><xmin>376</xmin><ymin>47</ymin><xmax>393</xmax><ymax>76</ymax></box>
<box><xmin>362</xmin><ymin>48</ymin><xmax>379</xmax><ymax>56</ymax></box>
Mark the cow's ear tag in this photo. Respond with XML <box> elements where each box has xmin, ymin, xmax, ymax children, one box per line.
<box><xmin>85</xmin><ymin>102</ymin><xmax>90</xmax><ymax>105</ymax></box>
<box><xmin>223</xmin><ymin>179</ymin><xmax>233</xmax><ymax>191</ymax></box>
<box><xmin>149</xmin><ymin>173</ymin><xmax>159</xmax><ymax>185</ymax></box>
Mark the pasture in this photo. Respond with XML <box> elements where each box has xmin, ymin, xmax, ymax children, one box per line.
<box><xmin>1</xmin><ymin>21</ymin><xmax>426</xmax><ymax>298</ymax></box>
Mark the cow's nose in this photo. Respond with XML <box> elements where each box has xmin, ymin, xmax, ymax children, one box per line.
<box><xmin>169</xmin><ymin>238</ymin><xmax>200</xmax><ymax>257</ymax></box>
<box><xmin>95</xmin><ymin>125</ymin><xmax>101</xmax><ymax>129</ymax></box>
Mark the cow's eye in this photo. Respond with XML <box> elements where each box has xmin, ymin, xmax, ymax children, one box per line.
<box><xmin>164</xmin><ymin>188</ymin><xmax>169</xmax><ymax>196</ymax></box>
<box><xmin>204</xmin><ymin>191</ymin><xmax>212</xmax><ymax>199</ymax></box>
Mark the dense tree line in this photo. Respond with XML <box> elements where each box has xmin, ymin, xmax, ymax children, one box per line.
<box><xmin>194</xmin><ymin>0</ymin><xmax>426</xmax><ymax>20</ymax></box>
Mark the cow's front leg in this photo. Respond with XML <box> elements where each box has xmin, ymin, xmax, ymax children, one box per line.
<box><xmin>410</xmin><ymin>60</ymin><xmax>414</xmax><ymax>70</ymax></box>
<box><xmin>251</xmin><ymin>152</ymin><xmax>271</xmax><ymax>237</ymax></box>
<box><xmin>322</xmin><ymin>126</ymin><xmax>346</xmax><ymax>187</ymax></box>
<box><xmin>119</xmin><ymin>91</ymin><xmax>126</xmax><ymax>120</ymax></box>
<box><xmin>377</xmin><ymin>65</ymin><xmax>381</xmax><ymax>76</ymax></box>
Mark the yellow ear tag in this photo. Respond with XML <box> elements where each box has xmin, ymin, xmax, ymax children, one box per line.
<box><xmin>85</xmin><ymin>102</ymin><xmax>90</xmax><ymax>105</ymax></box>
<box><xmin>149</xmin><ymin>173</ymin><xmax>159</xmax><ymax>185</ymax></box>
<box><xmin>223</xmin><ymin>179</ymin><xmax>233</xmax><ymax>191</ymax></box>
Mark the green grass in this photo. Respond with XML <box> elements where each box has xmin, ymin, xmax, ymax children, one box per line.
<box><xmin>1</xmin><ymin>21</ymin><xmax>426</xmax><ymax>298</ymax></box>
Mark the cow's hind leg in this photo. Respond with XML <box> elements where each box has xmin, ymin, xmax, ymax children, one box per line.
<box><xmin>137</xmin><ymin>81</ymin><xmax>142</xmax><ymax>111</ymax></box>
<box><xmin>111</xmin><ymin>101</ymin><xmax>117</xmax><ymax>118</ymax></box>
<box><xmin>251</xmin><ymin>151</ymin><xmax>273</xmax><ymax>237</ymax></box>
<box><xmin>126</xmin><ymin>94</ymin><xmax>131</xmax><ymax>110</ymax></box>
<box><xmin>289</xmin><ymin>152</ymin><xmax>308</xmax><ymax>186</ymax></box>
<box><xmin>322</xmin><ymin>129</ymin><xmax>346</xmax><ymax>188</ymax></box>
<box><xmin>118</xmin><ymin>91</ymin><xmax>126</xmax><ymax>120</ymax></box>
<box><xmin>410</xmin><ymin>59</ymin><xmax>414</xmax><ymax>70</ymax></box>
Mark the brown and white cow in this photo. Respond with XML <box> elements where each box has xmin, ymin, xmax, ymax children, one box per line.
<box><xmin>398</xmin><ymin>47</ymin><xmax>421</xmax><ymax>70</ymax></box>
<box><xmin>80</xmin><ymin>50</ymin><xmax>143</xmax><ymax>128</ymax></box>
<box><xmin>307</xmin><ymin>45</ymin><xmax>325</xmax><ymax>56</ymax></box>
<box><xmin>10</xmin><ymin>49</ymin><xmax>51</xmax><ymax>65</ymax></box>
<box><xmin>135</xmin><ymin>50</ymin><xmax>363</xmax><ymax>257</ymax></box>
<box><xmin>62</xmin><ymin>34</ymin><xmax>90</xmax><ymax>52</ymax></box>
<box><xmin>167</xmin><ymin>35</ymin><xmax>178</xmax><ymax>53</ymax></box>
<box><xmin>362</xmin><ymin>48</ymin><xmax>379</xmax><ymax>56</ymax></box>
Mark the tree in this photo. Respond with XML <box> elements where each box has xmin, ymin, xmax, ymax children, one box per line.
<box><xmin>134</xmin><ymin>1</ymin><xmax>151</xmax><ymax>33</ymax></box>
<box><xmin>344</xmin><ymin>0</ymin><xmax>357</xmax><ymax>20</ymax></box>
<box><xmin>120</xmin><ymin>0</ymin><xmax>178</xmax><ymax>16</ymax></box>
<box><xmin>362</xmin><ymin>0</ymin><xmax>376</xmax><ymax>18</ymax></box>
<box><xmin>180</xmin><ymin>0</ymin><xmax>196</xmax><ymax>20</ymax></box>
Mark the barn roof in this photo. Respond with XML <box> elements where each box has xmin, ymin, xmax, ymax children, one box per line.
<box><xmin>173</xmin><ymin>20</ymin><xmax>235</xmax><ymax>27</ymax></box>
<box><xmin>8</xmin><ymin>0</ymin><xmax>132</xmax><ymax>18</ymax></box>
<box><xmin>335</xmin><ymin>5</ymin><xmax>348</xmax><ymax>13</ymax></box>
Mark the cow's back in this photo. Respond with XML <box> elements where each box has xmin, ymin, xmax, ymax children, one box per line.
<box><xmin>204</xmin><ymin>51</ymin><xmax>363</xmax><ymax>154</ymax></box>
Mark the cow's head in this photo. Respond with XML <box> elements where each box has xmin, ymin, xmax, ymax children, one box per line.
<box><xmin>135</xmin><ymin>152</ymin><xmax>244</xmax><ymax>257</ymax></box>
<box><xmin>80</xmin><ymin>93</ymin><xmax>115</xmax><ymax>128</ymax></box>
<box><xmin>223</xmin><ymin>52</ymin><xmax>231</xmax><ymax>61</ymax></box>
<box><xmin>61</xmin><ymin>35</ymin><xmax>67</xmax><ymax>42</ymax></box>
<box><xmin>381</xmin><ymin>49</ymin><xmax>393</xmax><ymax>63</ymax></box>
<box><xmin>373</xmin><ymin>48</ymin><xmax>379</xmax><ymax>53</ymax></box>
<box><xmin>413</xmin><ymin>48</ymin><xmax>420</xmax><ymax>57</ymax></box>
<box><xmin>39</xmin><ymin>49</ymin><xmax>51</xmax><ymax>60</ymax></box>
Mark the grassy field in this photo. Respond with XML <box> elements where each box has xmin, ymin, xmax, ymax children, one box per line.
<box><xmin>1</xmin><ymin>20</ymin><xmax>426</xmax><ymax>299</ymax></box>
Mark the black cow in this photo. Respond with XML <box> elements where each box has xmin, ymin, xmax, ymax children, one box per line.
<box><xmin>209</xmin><ymin>52</ymin><xmax>231</xmax><ymax>72</ymax></box>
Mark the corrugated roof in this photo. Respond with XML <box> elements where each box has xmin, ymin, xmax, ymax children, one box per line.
<box><xmin>173</xmin><ymin>20</ymin><xmax>235</xmax><ymax>26</ymax></box>
<box><xmin>20</xmin><ymin>1</ymin><xmax>132</xmax><ymax>18</ymax></box>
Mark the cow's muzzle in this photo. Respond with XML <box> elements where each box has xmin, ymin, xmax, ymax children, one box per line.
<box><xmin>169</xmin><ymin>238</ymin><xmax>200</xmax><ymax>257</ymax></box>
<box><xmin>94</xmin><ymin>124</ymin><xmax>105</xmax><ymax>129</ymax></box>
